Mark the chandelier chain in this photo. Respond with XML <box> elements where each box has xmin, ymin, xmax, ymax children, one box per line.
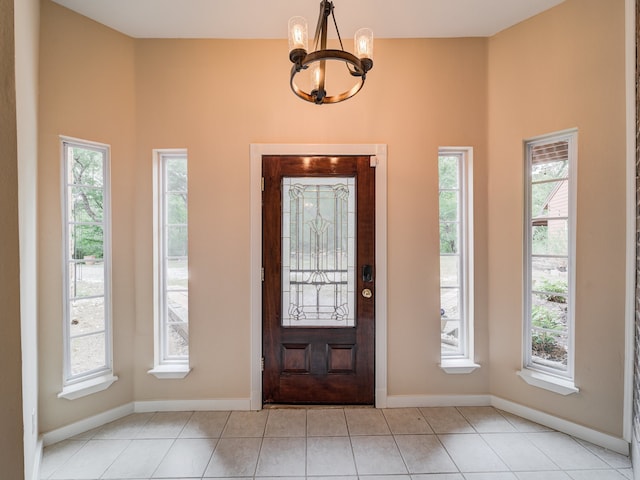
<box><xmin>330</xmin><ymin>7</ymin><xmax>346</xmax><ymax>52</ymax></box>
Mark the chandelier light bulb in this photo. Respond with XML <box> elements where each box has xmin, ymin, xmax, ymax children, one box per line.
<box><xmin>288</xmin><ymin>16</ymin><xmax>308</xmax><ymax>52</ymax></box>
<box><xmin>354</xmin><ymin>28</ymin><xmax>374</xmax><ymax>60</ymax></box>
<box><xmin>312</xmin><ymin>64</ymin><xmax>322</xmax><ymax>91</ymax></box>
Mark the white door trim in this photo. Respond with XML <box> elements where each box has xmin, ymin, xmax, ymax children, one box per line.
<box><xmin>249</xmin><ymin>144</ymin><xmax>388</xmax><ymax>409</ymax></box>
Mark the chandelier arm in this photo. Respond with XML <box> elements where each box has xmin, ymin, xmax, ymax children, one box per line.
<box><xmin>313</xmin><ymin>1</ymin><xmax>331</xmax><ymax>51</ymax></box>
<box><xmin>330</xmin><ymin>7</ymin><xmax>346</xmax><ymax>51</ymax></box>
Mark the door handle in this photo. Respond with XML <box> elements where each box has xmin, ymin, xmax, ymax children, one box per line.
<box><xmin>362</xmin><ymin>264</ymin><xmax>373</xmax><ymax>283</ymax></box>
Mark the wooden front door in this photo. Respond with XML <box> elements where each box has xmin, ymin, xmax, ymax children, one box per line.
<box><xmin>262</xmin><ymin>155</ymin><xmax>375</xmax><ymax>405</ymax></box>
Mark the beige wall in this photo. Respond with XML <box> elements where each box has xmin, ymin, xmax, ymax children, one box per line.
<box><xmin>0</xmin><ymin>0</ymin><xmax>26</xmax><ymax>477</ymax></box>
<box><xmin>38</xmin><ymin>0</ymin><xmax>137</xmax><ymax>431</ymax></box>
<box><xmin>487</xmin><ymin>0</ymin><xmax>627</xmax><ymax>436</ymax></box>
<box><xmin>131</xmin><ymin>37</ymin><xmax>490</xmax><ymax>401</ymax></box>
<box><xmin>36</xmin><ymin>0</ymin><xmax>627</xmax><ymax>440</ymax></box>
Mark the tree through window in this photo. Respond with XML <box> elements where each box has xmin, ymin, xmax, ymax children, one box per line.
<box><xmin>62</xmin><ymin>138</ymin><xmax>112</xmax><ymax>384</ymax></box>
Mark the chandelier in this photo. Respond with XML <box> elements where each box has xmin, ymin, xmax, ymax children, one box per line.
<box><xmin>288</xmin><ymin>1</ymin><xmax>374</xmax><ymax>105</ymax></box>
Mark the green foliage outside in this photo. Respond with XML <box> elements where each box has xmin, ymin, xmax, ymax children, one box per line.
<box><xmin>531</xmin><ymin>305</ymin><xmax>565</xmax><ymax>358</ymax></box>
<box><xmin>70</xmin><ymin>148</ymin><xmax>105</xmax><ymax>260</ymax></box>
<box><xmin>70</xmin><ymin>151</ymin><xmax>188</xmax><ymax>260</ymax></box>
<box><xmin>165</xmin><ymin>158</ymin><xmax>188</xmax><ymax>257</ymax></box>
<box><xmin>537</xmin><ymin>279</ymin><xmax>567</xmax><ymax>303</ymax></box>
<box><xmin>438</xmin><ymin>156</ymin><xmax>459</xmax><ymax>254</ymax></box>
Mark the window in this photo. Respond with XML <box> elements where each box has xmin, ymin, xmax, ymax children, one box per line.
<box><xmin>438</xmin><ymin>148</ymin><xmax>478</xmax><ymax>373</ymax></box>
<box><xmin>149</xmin><ymin>150</ymin><xmax>190</xmax><ymax>378</ymax></box>
<box><xmin>520</xmin><ymin>129</ymin><xmax>578</xmax><ymax>394</ymax></box>
<box><xmin>60</xmin><ymin>137</ymin><xmax>117</xmax><ymax>399</ymax></box>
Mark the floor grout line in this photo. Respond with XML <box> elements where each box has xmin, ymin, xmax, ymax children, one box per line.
<box><xmin>40</xmin><ymin>406</ymin><xmax>632</xmax><ymax>480</ymax></box>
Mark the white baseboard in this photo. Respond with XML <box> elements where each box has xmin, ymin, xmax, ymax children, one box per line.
<box><xmin>40</xmin><ymin>394</ymin><xmax>630</xmax><ymax>458</ymax></box>
<box><xmin>40</xmin><ymin>398</ymin><xmax>252</xmax><ymax>447</ymax></box>
<box><xmin>386</xmin><ymin>394</ymin><xmax>492</xmax><ymax>408</ymax></box>
<box><xmin>134</xmin><ymin>398</ymin><xmax>251</xmax><ymax>413</ymax></box>
<box><xmin>42</xmin><ymin>402</ymin><xmax>135</xmax><ymax>446</ymax></box>
<box><xmin>492</xmin><ymin>396</ymin><xmax>629</xmax><ymax>455</ymax></box>
<box><xmin>386</xmin><ymin>394</ymin><xmax>629</xmax><ymax>455</ymax></box>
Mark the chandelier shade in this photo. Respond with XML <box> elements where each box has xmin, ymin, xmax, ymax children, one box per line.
<box><xmin>288</xmin><ymin>1</ymin><xmax>374</xmax><ymax>105</ymax></box>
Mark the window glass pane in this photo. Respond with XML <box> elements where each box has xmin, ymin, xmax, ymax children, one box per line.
<box><xmin>70</xmin><ymin>186</ymin><xmax>103</xmax><ymax>223</ymax></box>
<box><xmin>440</xmin><ymin>287</ymin><xmax>460</xmax><ymax>321</ymax></box>
<box><xmin>531</xmin><ymin>159</ymin><xmax>568</xmax><ymax>182</ymax></box>
<box><xmin>159</xmin><ymin>152</ymin><xmax>189</xmax><ymax>365</ymax></box>
<box><xmin>531</xmin><ymin>327</ymin><xmax>568</xmax><ymax>369</ymax></box>
<box><xmin>532</xmin><ymin>220</ymin><xmax>568</xmax><ymax>256</ymax></box>
<box><xmin>441</xmin><ymin>319</ymin><xmax>460</xmax><ymax>353</ymax></box>
<box><xmin>526</xmin><ymin>133</ymin><xmax>575</xmax><ymax>377</ymax></box>
<box><xmin>531</xmin><ymin>292</ymin><xmax>568</xmax><ymax>329</ymax></box>
<box><xmin>70</xmin><ymin>333</ymin><xmax>106</xmax><ymax>376</ymax></box>
<box><xmin>282</xmin><ymin>177</ymin><xmax>355</xmax><ymax>328</ymax></box>
<box><xmin>166</xmin><ymin>258</ymin><xmax>188</xmax><ymax>290</ymax></box>
<box><xmin>439</xmin><ymin>151</ymin><xmax>469</xmax><ymax>359</ymax></box>
<box><xmin>69</xmin><ymin>297</ymin><xmax>105</xmax><ymax>336</ymax></box>
<box><xmin>531</xmin><ymin>180</ymin><xmax>566</xmax><ymax>218</ymax></box>
<box><xmin>69</xmin><ymin>148</ymin><xmax>104</xmax><ymax>187</ymax></box>
<box><xmin>69</xmin><ymin>224</ymin><xmax>103</xmax><ymax>261</ymax></box>
<box><xmin>167</xmin><ymin>192</ymin><xmax>188</xmax><ymax>224</ymax></box>
<box><xmin>438</xmin><ymin>156</ymin><xmax>459</xmax><ymax>189</ymax></box>
<box><xmin>531</xmin><ymin>257</ymin><xmax>568</xmax><ymax>292</ymax></box>
<box><xmin>166</xmin><ymin>291</ymin><xmax>188</xmax><ymax>357</ymax></box>
<box><xmin>69</xmin><ymin>261</ymin><xmax>104</xmax><ymax>298</ymax></box>
<box><xmin>440</xmin><ymin>223</ymin><xmax>458</xmax><ymax>254</ymax></box>
<box><xmin>440</xmin><ymin>255</ymin><xmax>459</xmax><ymax>288</ymax></box>
<box><xmin>439</xmin><ymin>191</ymin><xmax>458</xmax><ymax>222</ymax></box>
<box><xmin>166</xmin><ymin>157</ymin><xmax>187</xmax><ymax>191</ymax></box>
<box><xmin>63</xmin><ymin>140</ymin><xmax>110</xmax><ymax>384</ymax></box>
<box><xmin>167</xmin><ymin>225</ymin><xmax>188</xmax><ymax>257</ymax></box>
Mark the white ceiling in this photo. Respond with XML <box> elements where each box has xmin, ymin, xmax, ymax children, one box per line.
<box><xmin>51</xmin><ymin>0</ymin><xmax>565</xmax><ymax>39</ymax></box>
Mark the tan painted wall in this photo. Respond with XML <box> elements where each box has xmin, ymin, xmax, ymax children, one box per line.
<box><xmin>131</xmin><ymin>37</ymin><xmax>490</xmax><ymax>402</ymax></box>
<box><xmin>487</xmin><ymin>0</ymin><xmax>627</xmax><ymax>436</ymax></box>
<box><xmin>38</xmin><ymin>0</ymin><xmax>137</xmax><ymax>432</ymax></box>
<box><xmin>38</xmin><ymin>1</ymin><xmax>490</xmax><ymax>429</ymax></box>
<box><xmin>0</xmin><ymin>0</ymin><xmax>26</xmax><ymax>477</ymax></box>
<box><xmin>36</xmin><ymin>0</ymin><xmax>628</xmax><ymax>440</ymax></box>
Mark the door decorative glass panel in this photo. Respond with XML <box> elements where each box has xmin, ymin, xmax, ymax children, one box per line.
<box><xmin>281</xmin><ymin>177</ymin><xmax>356</xmax><ymax>327</ymax></box>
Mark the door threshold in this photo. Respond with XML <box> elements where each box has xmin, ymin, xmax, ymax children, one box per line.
<box><xmin>262</xmin><ymin>404</ymin><xmax>375</xmax><ymax>409</ymax></box>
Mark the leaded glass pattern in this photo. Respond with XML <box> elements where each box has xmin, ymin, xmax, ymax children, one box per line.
<box><xmin>282</xmin><ymin>177</ymin><xmax>356</xmax><ymax>327</ymax></box>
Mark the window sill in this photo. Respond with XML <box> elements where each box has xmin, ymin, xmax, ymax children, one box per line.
<box><xmin>439</xmin><ymin>359</ymin><xmax>481</xmax><ymax>374</ymax></box>
<box><xmin>148</xmin><ymin>364</ymin><xmax>192</xmax><ymax>379</ymax></box>
<box><xmin>58</xmin><ymin>374</ymin><xmax>118</xmax><ymax>400</ymax></box>
<box><xmin>517</xmin><ymin>368</ymin><xmax>579</xmax><ymax>396</ymax></box>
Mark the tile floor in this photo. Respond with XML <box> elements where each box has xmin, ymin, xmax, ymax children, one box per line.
<box><xmin>40</xmin><ymin>406</ymin><xmax>633</xmax><ymax>480</ymax></box>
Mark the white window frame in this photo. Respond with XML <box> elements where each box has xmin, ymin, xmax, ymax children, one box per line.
<box><xmin>519</xmin><ymin>129</ymin><xmax>579</xmax><ymax>395</ymax></box>
<box><xmin>438</xmin><ymin>147</ymin><xmax>479</xmax><ymax>374</ymax></box>
<box><xmin>149</xmin><ymin>149</ymin><xmax>191</xmax><ymax>379</ymax></box>
<box><xmin>58</xmin><ymin>136</ymin><xmax>117</xmax><ymax>400</ymax></box>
